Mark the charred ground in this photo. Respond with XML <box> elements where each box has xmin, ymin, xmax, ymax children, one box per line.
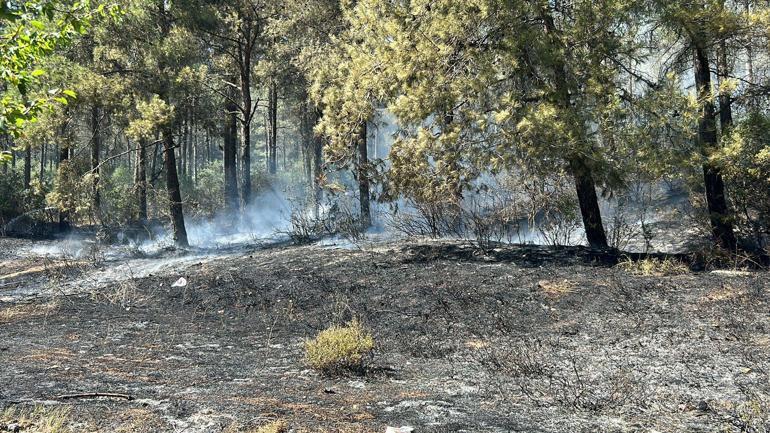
<box><xmin>1</xmin><ymin>238</ymin><xmax>770</xmax><ymax>432</ymax></box>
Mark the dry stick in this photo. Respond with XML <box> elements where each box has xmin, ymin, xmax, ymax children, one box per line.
<box><xmin>56</xmin><ymin>392</ymin><xmax>134</xmax><ymax>401</ymax></box>
<box><xmin>86</xmin><ymin>139</ymin><xmax>164</xmax><ymax>175</ymax></box>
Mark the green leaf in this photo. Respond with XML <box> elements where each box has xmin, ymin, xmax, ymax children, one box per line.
<box><xmin>62</xmin><ymin>89</ymin><xmax>77</xmax><ymax>98</ymax></box>
<box><xmin>31</xmin><ymin>69</ymin><xmax>46</xmax><ymax>77</ymax></box>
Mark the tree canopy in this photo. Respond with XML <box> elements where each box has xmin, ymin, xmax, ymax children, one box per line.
<box><xmin>2</xmin><ymin>0</ymin><xmax>770</xmax><ymax>254</ymax></box>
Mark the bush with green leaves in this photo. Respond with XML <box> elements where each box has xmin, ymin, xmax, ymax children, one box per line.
<box><xmin>100</xmin><ymin>165</ymin><xmax>139</xmax><ymax>225</ymax></box>
<box><xmin>0</xmin><ymin>167</ymin><xmax>49</xmax><ymax>223</ymax></box>
<box><xmin>46</xmin><ymin>159</ymin><xmax>97</xmax><ymax>225</ymax></box>
<box><xmin>185</xmin><ymin>160</ymin><xmax>224</xmax><ymax>219</ymax></box>
<box><xmin>0</xmin><ymin>169</ymin><xmax>25</xmax><ymax>221</ymax></box>
<box><xmin>718</xmin><ymin>112</ymin><xmax>770</xmax><ymax>251</ymax></box>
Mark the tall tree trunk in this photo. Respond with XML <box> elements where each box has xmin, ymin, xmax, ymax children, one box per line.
<box><xmin>241</xmin><ymin>99</ymin><xmax>252</xmax><ymax>207</ymax></box>
<box><xmin>162</xmin><ymin>128</ymin><xmax>189</xmax><ymax>247</ymax></box>
<box><xmin>694</xmin><ymin>44</ymin><xmax>737</xmax><ymax>251</ymax></box>
<box><xmin>150</xmin><ymin>137</ymin><xmax>160</xmax><ymax>187</ymax></box>
<box><xmin>744</xmin><ymin>0</ymin><xmax>755</xmax><ymax>98</ymax></box>
<box><xmin>2</xmin><ymin>136</ymin><xmax>8</xmax><ymax>175</ymax></box>
<box><xmin>301</xmin><ymin>106</ymin><xmax>311</xmax><ymax>184</ymax></box>
<box><xmin>224</xmin><ymin>99</ymin><xmax>240</xmax><ymax>214</ymax></box>
<box><xmin>358</xmin><ymin>122</ymin><xmax>371</xmax><ymax>229</ymax></box>
<box><xmin>186</xmin><ymin>109</ymin><xmax>193</xmax><ymax>177</ymax></box>
<box><xmin>240</xmin><ymin>55</ymin><xmax>253</xmax><ymax>207</ymax></box>
<box><xmin>91</xmin><ymin>105</ymin><xmax>101</xmax><ymax>214</ymax></box>
<box><xmin>268</xmin><ymin>82</ymin><xmax>278</xmax><ymax>175</ymax></box>
<box><xmin>301</xmin><ymin>103</ymin><xmax>314</xmax><ymax>189</ymax></box>
<box><xmin>180</xmin><ymin>115</ymin><xmax>188</xmax><ymax>177</ymax></box>
<box><xmin>570</xmin><ymin>157</ymin><xmax>607</xmax><ymax>248</ymax></box>
<box><xmin>717</xmin><ymin>40</ymin><xmax>733</xmax><ymax>133</ymax></box>
<box><xmin>542</xmin><ymin>7</ymin><xmax>607</xmax><ymax>249</ymax></box>
<box><xmin>58</xmin><ymin>126</ymin><xmax>70</xmax><ymax>232</ymax></box>
<box><xmin>264</xmin><ymin>113</ymin><xmax>270</xmax><ymax>171</ymax></box>
<box><xmin>204</xmin><ymin>129</ymin><xmax>210</xmax><ymax>165</ymax></box>
<box><xmin>136</xmin><ymin>138</ymin><xmax>148</xmax><ymax>223</ymax></box>
<box><xmin>23</xmin><ymin>144</ymin><xmax>31</xmax><ymax>191</ymax></box>
<box><xmin>39</xmin><ymin>142</ymin><xmax>45</xmax><ymax>184</ymax></box>
<box><xmin>191</xmin><ymin>106</ymin><xmax>197</xmax><ymax>182</ymax></box>
<box><xmin>313</xmin><ymin>109</ymin><xmax>324</xmax><ymax>218</ymax></box>
<box><xmin>177</xmin><ymin>124</ymin><xmax>184</xmax><ymax>176</ymax></box>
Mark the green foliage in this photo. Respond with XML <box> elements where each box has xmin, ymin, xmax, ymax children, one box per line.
<box><xmin>0</xmin><ymin>0</ymin><xmax>106</xmax><ymax>137</ymax></box>
<box><xmin>305</xmin><ymin>319</ymin><xmax>374</xmax><ymax>374</ymax></box>
<box><xmin>311</xmin><ymin>0</ymin><xmax>653</xmax><ymax>204</ymax></box>
<box><xmin>187</xmin><ymin>160</ymin><xmax>224</xmax><ymax>218</ymax></box>
<box><xmin>0</xmin><ymin>167</ymin><xmax>48</xmax><ymax>220</ymax></box>
<box><xmin>47</xmin><ymin>159</ymin><xmax>96</xmax><ymax>223</ymax></box>
<box><xmin>718</xmin><ymin>112</ymin><xmax>770</xmax><ymax>248</ymax></box>
<box><xmin>0</xmin><ymin>169</ymin><xmax>25</xmax><ymax>219</ymax></box>
<box><xmin>100</xmin><ymin>165</ymin><xmax>138</xmax><ymax>225</ymax></box>
<box><xmin>126</xmin><ymin>95</ymin><xmax>175</xmax><ymax>141</ymax></box>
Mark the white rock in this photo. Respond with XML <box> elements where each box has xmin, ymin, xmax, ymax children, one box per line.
<box><xmin>348</xmin><ymin>380</ymin><xmax>366</xmax><ymax>389</ymax></box>
<box><xmin>386</xmin><ymin>427</ymin><xmax>414</xmax><ymax>433</ymax></box>
<box><xmin>171</xmin><ymin>277</ymin><xmax>187</xmax><ymax>287</ymax></box>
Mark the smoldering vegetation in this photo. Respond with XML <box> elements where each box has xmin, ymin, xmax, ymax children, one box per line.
<box><xmin>2</xmin><ymin>238</ymin><xmax>770</xmax><ymax>432</ymax></box>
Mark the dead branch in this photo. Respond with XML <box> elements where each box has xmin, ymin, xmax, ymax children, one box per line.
<box><xmin>56</xmin><ymin>392</ymin><xmax>134</xmax><ymax>401</ymax></box>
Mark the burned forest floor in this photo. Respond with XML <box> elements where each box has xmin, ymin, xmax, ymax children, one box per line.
<box><xmin>2</xmin><ymin>237</ymin><xmax>770</xmax><ymax>432</ymax></box>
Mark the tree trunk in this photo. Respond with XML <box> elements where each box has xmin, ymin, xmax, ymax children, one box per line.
<box><xmin>180</xmin><ymin>114</ymin><xmax>188</xmax><ymax>177</ymax></box>
<box><xmin>241</xmin><ymin>100</ymin><xmax>252</xmax><ymax>207</ymax></box>
<box><xmin>570</xmin><ymin>157</ymin><xmax>608</xmax><ymax>249</ymax></box>
<box><xmin>162</xmin><ymin>128</ymin><xmax>189</xmax><ymax>247</ymax></box>
<box><xmin>224</xmin><ymin>99</ymin><xmax>240</xmax><ymax>214</ymax></box>
<box><xmin>2</xmin><ymin>136</ymin><xmax>8</xmax><ymax>175</ymax></box>
<box><xmin>301</xmin><ymin>105</ymin><xmax>312</xmax><ymax>186</ymax></box>
<box><xmin>39</xmin><ymin>142</ymin><xmax>45</xmax><ymax>184</ymax></box>
<box><xmin>358</xmin><ymin>121</ymin><xmax>371</xmax><ymax>229</ymax></box>
<box><xmin>150</xmin><ymin>137</ymin><xmax>161</xmax><ymax>187</ymax></box>
<box><xmin>717</xmin><ymin>40</ymin><xmax>733</xmax><ymax>133</ymax></box>
<box><xmin>190</xmin><ymin>109</ymin><xmax>195</xmax><ymax>185</ymax></box>
<box><xmin>239</xmin><ymin>58</ymin><xmax>253</xmax><ymax>207</ymax></box>
<box><xmin>177</xmin><ymin>124</ymin><xmax>185</xmax><ymax>177</ymax></box>
<box><xmin>136</xmin><ymin>138</ymin><xmax>148</xmax><ymax>223</ymax></box>
<box><xmin>542</xmin><ymin>7</ymin><xmax>607</xmax><ymax>249</ymax></box>
<box><xmin>313</xmin><ymin>109</ymin><xmax>324</xmax><ymax>218</ymax></box>
<box><xmin>694</xmin><ymin>44</ymin><xmax>737</xmax><ymax>251</ymax></box>
<box><xmin>23</xmin><ymin>144</ymin><xmax>31</xmax><ymax>191</ymax></box>
<box><xmin>264</xmin><ymin>113</ymin><xmax>269</xmax><ymax>171</ymax></box>
<box><xmin>186</xmin><ymin>109</ymin><xmax>193</xmax><ymax>177</ymax></box>
<box><xmin>58</xmin><ymin>128</ymin><xmax>70</xmax><ymax>232</ymax></box>
<box><xmin>91</xmin><ymin>105</ymin><xmax>101</xmax><ymax>214</ymax></box>
<box><xmin>268</xmin><ymin>82</ymin><xmax>278</xmax><ymax>175</ymax></box>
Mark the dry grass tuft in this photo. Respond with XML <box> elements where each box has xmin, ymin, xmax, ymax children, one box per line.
<box><xmin>1</xmin><ymin>406</ymin><xmax>70</xmax><ymax>433</ymax></box>
<box><xmin>305</xmin><ymin>319</ymin><xmax>374</xmax><ymax>374</ymax></box>
<box><xmin>0</xmin><ymin>301</ymin><xmax>59</xmax><ymax>323</ymax></box>
<box><xmin>252</xmin><ymin>420</ymin><xmax>288</xmax><ymax>433</ymax></box>
<box><xmin>537</xmin><ymin>280</ymin><xmax>576</xmax><ymax>299</ymax></box>
<box><xmin>616</xmin><ymin>257</ymin><xmax>690</xmax><ymax>276</ymax></box>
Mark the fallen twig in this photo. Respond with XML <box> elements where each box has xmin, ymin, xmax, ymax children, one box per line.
<box><xmin>56</xmin><ymin>392</ymin><xmax>134</xmax><ymax>401</ymax></box>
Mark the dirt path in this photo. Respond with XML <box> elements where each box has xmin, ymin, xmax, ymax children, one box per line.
<box><xmin>1</xmin><ymin>239</ymin><xmax>769</xmax><ymax>432</ymax></box>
